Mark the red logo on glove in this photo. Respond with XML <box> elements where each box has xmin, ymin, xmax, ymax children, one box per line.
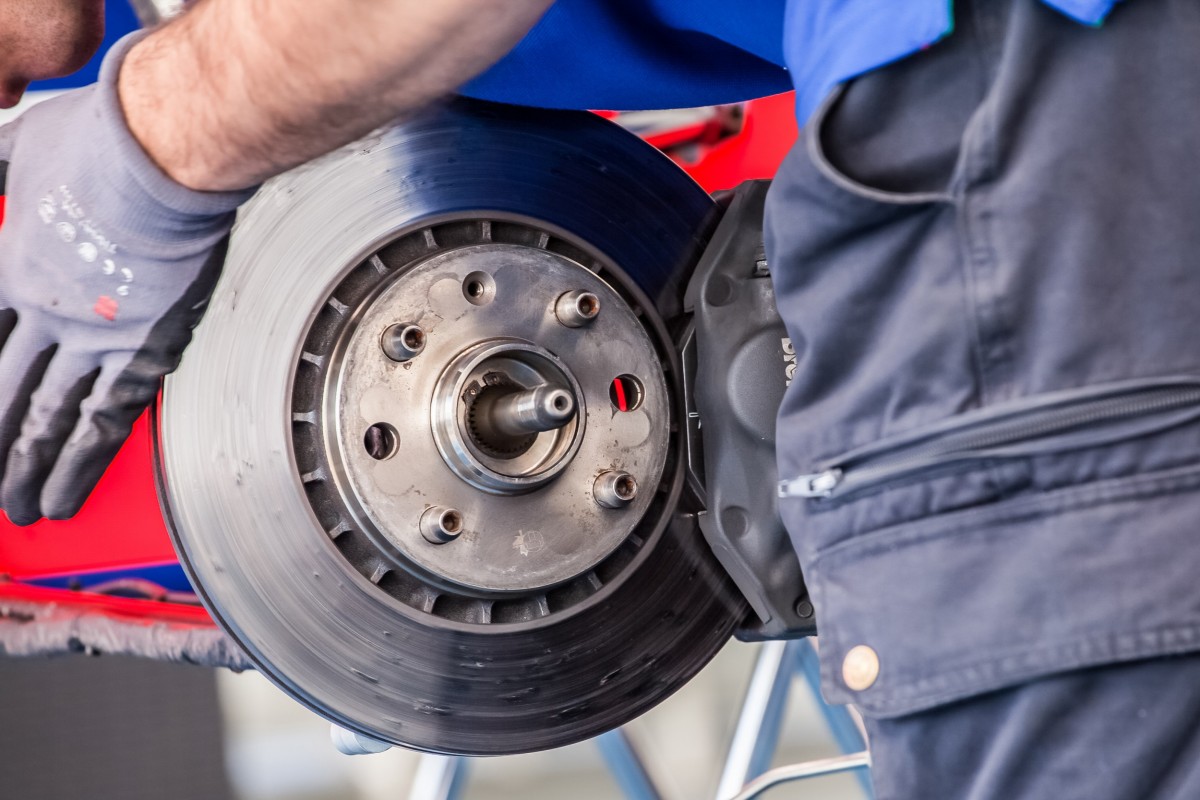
<box><xmin>93</xmin><ymin>295</ymin><xmax>118</xmax><ymax>321</ymax></box>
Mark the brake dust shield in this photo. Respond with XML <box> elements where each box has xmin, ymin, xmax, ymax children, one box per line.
<box><xmin>157</xmin><ymin>99</ymin><xmax>747</xmax><ymax>756</ymax></box>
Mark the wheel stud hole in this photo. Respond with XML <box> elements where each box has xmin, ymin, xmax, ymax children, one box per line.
<box><xmin>463</xmin><ymin>271</ymin><xmax>496</xmax><ymax>306</ymax></box>
<box><xmin>441</xmin><ymin>510</ymin><xmax>463</xmax><ymax>534</ymax></box>
<box><xmin>364</xmin><ymin>423</ymin><xmax>399</xmax><ymax>460</ymax></box>
<box><xmin>609</xmin><ymin>375</ymin><xmax>644</xmax><ymax>412</ymax></box>
<box><xmin>555</xmin><ymin>290</ymin><xmax>600</xmax><ymax>327</ymax></box>
<box><xmin>381</xmin><ymin>323</ymin><xmax>425</xmax><ymax>362</ymax></box>
<box><xmin>614</xmin><ymin>475</ymin><xmax>636</xmax><ymax>500</ymax></box>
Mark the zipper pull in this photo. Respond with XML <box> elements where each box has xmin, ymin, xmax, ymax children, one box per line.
<box><xmin>778</xmin><ymin>469</ymin><xmax>843</xmax><ymax>499</ymax></box>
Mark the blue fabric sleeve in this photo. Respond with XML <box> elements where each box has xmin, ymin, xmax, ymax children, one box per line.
<box><xmin>461</xmin><ymin>0</ymin><xmax>793</xmax><ymax>111</ymax></box>
<box><xmin>785</xmin><ymin>0</ymin><xmax>954</xmax><ymax>126</ymax></box>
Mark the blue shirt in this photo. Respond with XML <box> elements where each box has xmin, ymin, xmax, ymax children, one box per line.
<box><xmin>464</xmin><ymin>0</ymin><xmax>1123</xmax><ymax>123</ymax></box>
<box><xmin>37</xmin><ymin>1</ymin><xmax>1122</xmax><ymax>125</ymax></box>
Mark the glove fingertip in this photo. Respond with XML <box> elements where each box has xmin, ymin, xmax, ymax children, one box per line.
<box><xmin>42</xmin><ymin>493</ymin><xmax>85</xmax><ymax>523</ymax></box>
<box><xmin>38</xmin><ymin>471</ymin><xmax>94</xmax><ymax>523</ymax></box>
<box><xmin>1</xmin><ymin>500</ymin><xmax>41</xmax><ymax>527</ymax></box>
<box><xmin>4</xmin><ymin>511</ymin><xmax>41</xmax><ymax>527</ymax></box>
<box><xmin>40</xmin><ymin>435</ymin><xmax>124</xmax><ymax>522</ymax></box>
<box><xmin>1</xmin><ymin>449</ymin><xmax>48</xmax><ymax>525</ymax></box>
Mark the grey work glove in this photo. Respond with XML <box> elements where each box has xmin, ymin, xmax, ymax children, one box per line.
<box><xmin>0</xmin><ymin>34</ymin><xmax>253</xmax><ymax>525</ymax></box>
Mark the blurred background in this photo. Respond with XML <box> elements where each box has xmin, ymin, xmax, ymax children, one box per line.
<box><xmin>0</xmin><ymin>639</ymin><xmax>867</xmax><ymax>800</ymax></box>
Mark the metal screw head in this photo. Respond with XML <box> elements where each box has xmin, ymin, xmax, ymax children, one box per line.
<box><xmin>381</xmin><ymin>323</ymin><xmax>426</xmax><ymax>362</ymax></box>
<box><xmin>421</xmin><ymin>506</ymin><xmax>463</xmax><ymax>543</ymax></box>
<box><xmin>593</xmin><ymin>471</ymin><xmax>638</xmax><ymax>509</ymax></box>
<box><xmin>555</xmin><ymin>291</ymin><xmax>601</xmax><ymax>328</ymax></box>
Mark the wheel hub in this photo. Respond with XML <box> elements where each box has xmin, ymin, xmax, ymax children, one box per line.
<box><xmin>315</xmin><ymin>236</ymin><xmax>670</xmax><ymax>597</ymax></box>
<box><xmin>433</xmin><ymin>339</ymin><xmax>584</xmax><ymax>494</ymax></box>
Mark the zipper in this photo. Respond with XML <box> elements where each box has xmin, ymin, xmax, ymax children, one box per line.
<box><xmin>778</xmin><ymin>378</ymin><xmax>1200</xmax><ymax>501</ymax></box>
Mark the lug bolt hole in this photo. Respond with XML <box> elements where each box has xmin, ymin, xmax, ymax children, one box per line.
<box><xmin>381</xmin><ymin>323</ymin><xmax>426</xmax><ymax>362</ymax></box>
<box><xmin>555</xmin><ymin>290</ymin><xmax>601</xmax><ymax>327</ymax></box>
<box><xmin>609</xmin><ymin>374</ymin><xmax>644</xmax><ymax>412</ymax></box>
<box><xmin>614</xmin><ymin>475</ymin><xmax>636</xmax><ymax>500</ymax></box>
<box><xmin>594</xmin><ymin>470</ymin><xmax>638</xmax><ymax>508</ymax></box>
<box><xmin>441</xmin><ymin>510</ymin><xmax>463</xmax><ymax>534</ymax></box>
<box><xmin>463</xmin><ymin>271</ymin><xmax>496</xmax><ymax>306</ymax></box>
<box><xmin>364</xmin><ymin>423</ymin><xmax>399</xmax><ymax>460</ymax></box>
<box><xmin>421</xmin><ymin>506</ymin><xmax>464</xmax><ymax>543</ymax></box>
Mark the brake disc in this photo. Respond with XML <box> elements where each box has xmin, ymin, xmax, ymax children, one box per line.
<box><xmin>157</xmin><ymin>99</ymin><xmax>746</xmax><ymax>755</ymax></box>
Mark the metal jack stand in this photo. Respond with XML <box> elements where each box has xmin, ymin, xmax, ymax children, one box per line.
<box><xmin>401</xmin><ymin>639</ymin><xmax>871</xmax><ymax>800</ymax></box>
<box><xmin>408</xmin><ymin>754</ymin><xmax>471</xmax><ymax>800</ymax></box>
<box><xmin>718</xmin><ymin>640</ymin><xmax>872</xmax><ymax>800</ymax></box>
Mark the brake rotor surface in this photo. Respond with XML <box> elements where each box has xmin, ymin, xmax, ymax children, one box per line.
<box><xmin>158</xmin><ymin>99</ymin><xmax>746</xmax><ymax>755</ymax></box>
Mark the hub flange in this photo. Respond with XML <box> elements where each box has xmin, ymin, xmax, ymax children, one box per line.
<box><xmin>324</xmin><ymin>241</ymin><xmax>670</xmax><ymax>596</ymax></box>
<box><xmin>432</xmin><ymin>339</ymin><xmax>585</xmax><ymax>495</ymax></box>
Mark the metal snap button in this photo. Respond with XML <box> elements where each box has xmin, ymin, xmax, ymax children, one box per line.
<box><xmin>842</xmin><ymin>645</ymin><xmax>880</xmax><ymax>691</ymax></box>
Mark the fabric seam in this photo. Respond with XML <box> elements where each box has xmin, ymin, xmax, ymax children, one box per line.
<box><xmin>812</xmin><ymin>458</ymin><xmax>1200</xmax><ymax>565</ymax></box>
<box><xmin>828</xmin><ymin>621</ymin><xmax>1200</xmax><ymax>717</ymax></box>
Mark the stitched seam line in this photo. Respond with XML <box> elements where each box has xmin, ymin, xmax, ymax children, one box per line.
<box><xmin>813</xmin><ymin>459</ymin><xmax>1200</xmax><ymax>565</ymax></box>
<box><xmin>846</xmin><ymin>623</ymin><xmax>1200</xmax><ymax>716</ymax></box>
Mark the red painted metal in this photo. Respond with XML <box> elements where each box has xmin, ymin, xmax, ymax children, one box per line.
<box><xmin>0</xmin><ymin>414</ymin><xmax>177</xmax><ymax>581</ymax></box>
<box><xmin>670</xmin><ymin>92</ymin><xmax>799</xmax><ymax>192</ymax></box>
<box><xmin>0</xmin><ymin>580</ymin><xmax>214</xmax><ymax>625</ymax></box>
<box><xmin>0</xmin><ymin>93</ymin><xmax>798</xmax><ymax>624</ymax></box>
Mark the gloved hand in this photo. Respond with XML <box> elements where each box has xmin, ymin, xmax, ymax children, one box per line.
<box><xmin>0</xmin><ymin>33</ymin><xmax>253</xmax><ymax>525</ymax></box>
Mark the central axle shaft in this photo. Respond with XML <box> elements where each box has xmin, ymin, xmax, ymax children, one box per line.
<box><xmin>485</xmin><ymin>385</ymin><xmax>576</xmax><ymax>437</ymax></box>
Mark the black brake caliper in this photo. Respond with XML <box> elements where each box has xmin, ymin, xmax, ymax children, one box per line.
<box><xmin>681</xmin><ymin>180</ymin><xmax>815</xmax><ymax>640</ymax></box>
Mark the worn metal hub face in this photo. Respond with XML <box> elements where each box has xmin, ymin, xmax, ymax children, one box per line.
<box><xmin>320</xmin><ymin>239</ymin><xmax>670</xmax><ymax>595</ymax></box>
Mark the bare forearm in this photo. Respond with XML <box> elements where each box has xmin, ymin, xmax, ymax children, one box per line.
<box><xmin>119</xmin><ymin>0</ymin><xmax>552</xmax><ymax>191</ymax></box>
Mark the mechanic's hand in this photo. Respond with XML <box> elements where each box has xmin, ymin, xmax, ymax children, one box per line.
<box><xmin>0</xmin><ymin>33</ymin><xmax>253</xmax><ymax>525</ymax></box>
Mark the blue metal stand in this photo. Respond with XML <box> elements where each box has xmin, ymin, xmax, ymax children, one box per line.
<box><xmin>399</xmin><ymin>638</ymin><xmax>873</xmax><ymax>800</ymax></box>
<box><xmin>716</xmin><ymin>639</ymin><xmax>872</xmax><ymax>800</ymax></box>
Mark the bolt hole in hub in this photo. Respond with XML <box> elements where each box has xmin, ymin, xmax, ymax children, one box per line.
<box><xmin>363</xmin><ymin>423</ymin><xmax>399</xmax><ymax>460</ymax></box>
<box><xmin>555</xmin><ymin>290</ymin><xmax>601</xmax><ymax>327</ymax></box>
<box><xmin>421</xmin><ymin>505</ymin><xmax>464</xmax><ymax>543</ymax></box>
<box><xmin>594</xmin><ymin>470</ymin><xmax>638</xmax><ymax>508</ymax></box>
<box><xmin>462</xmin><ymin>270</ymin><xmax>496</xmax><ymax>306</ymax></box>
<box><xmin>610</xmin><ymin>374</ymin><xmax>645</xmax><ymax>412</ymax></box>
<box><xmin>381</xmin><ymin>323</ymin><xmax>426</xmax><ymax>362</ymax></box>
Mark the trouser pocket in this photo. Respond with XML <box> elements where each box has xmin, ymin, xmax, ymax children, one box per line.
<box><xmin>781</xmin><ymin>377</ymin><xmax>1200</xmax><ymax>502</ymax></box>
